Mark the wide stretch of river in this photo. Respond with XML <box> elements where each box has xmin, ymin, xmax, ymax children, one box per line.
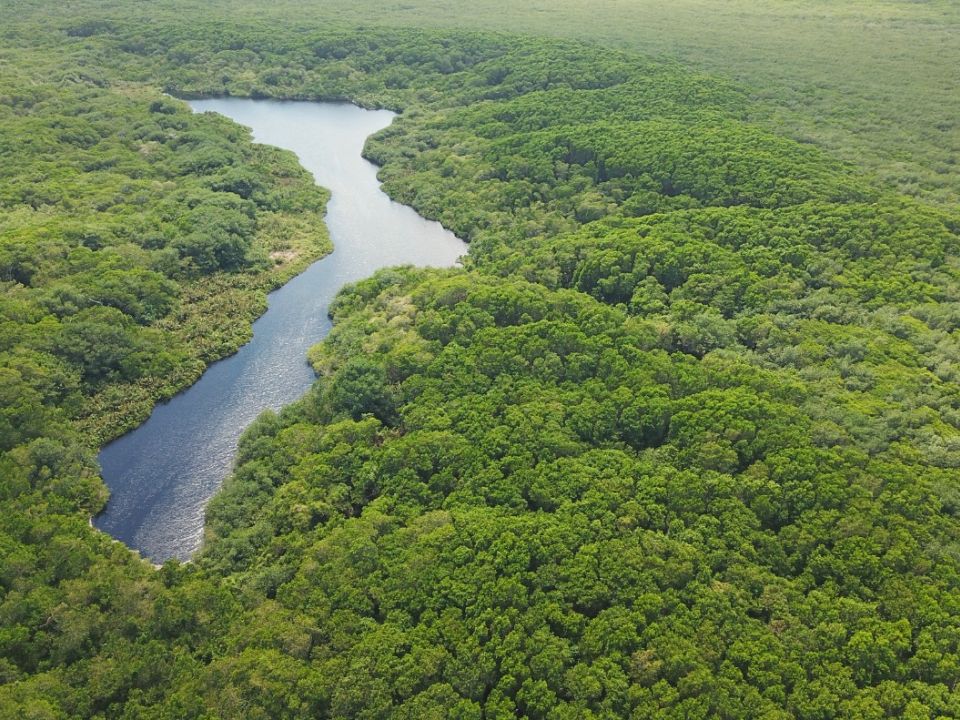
<box><xmin>96</xmin><ymin>99</ymin><xmax>466</xmax><ymax>563</ymax></box>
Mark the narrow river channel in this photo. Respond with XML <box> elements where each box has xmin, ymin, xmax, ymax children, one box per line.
<box><xmin>95</xmin><ymin>99</ymin><xmax>466</xmax><ymax>563</ymax></box>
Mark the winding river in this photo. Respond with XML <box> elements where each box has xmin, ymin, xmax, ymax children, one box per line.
<box><xmin>95</xmin><ymin>99</ymin><xmax>466</xmax><ymax>563</ymax></box>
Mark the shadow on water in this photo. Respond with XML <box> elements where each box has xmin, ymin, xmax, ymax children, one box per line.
<box><xmin>95</xmin><ymin>99</ymin><xmax>466</xmax><ymax>563</ymax></box>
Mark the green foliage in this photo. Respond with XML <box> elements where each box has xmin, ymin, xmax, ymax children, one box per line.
<box><xmin>3</xmin><ymin>4</ymin><xmax>960</xmax><ymax>719</ymax></box>
<box><xmin>0</xmin><ymin>62</ymin><xmax>332</xmax><ymax>440</ymax></box>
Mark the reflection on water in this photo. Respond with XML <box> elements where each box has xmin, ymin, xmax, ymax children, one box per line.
<box><xmin>96</xmin><ymin>99</ymin><xmax>466</xmax><ymax>562</ymax></box>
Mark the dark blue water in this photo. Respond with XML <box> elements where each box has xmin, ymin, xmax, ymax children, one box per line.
<box><xmin>96</xmin><ymin>99</ymin><xmax>466</xmax><ymax>563</ymax></box>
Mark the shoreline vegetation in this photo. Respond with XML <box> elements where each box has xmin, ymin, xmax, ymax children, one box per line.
<box><xmin>3</xmin><ymin>2</ymin><xmax>960</xmax><ymax>718</ymax></box>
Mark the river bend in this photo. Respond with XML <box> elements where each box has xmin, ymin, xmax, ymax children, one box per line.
<box><xmin>96</xmin><ymin>99</ymin><xmax>466</xmax><ymax>563</ymax></box>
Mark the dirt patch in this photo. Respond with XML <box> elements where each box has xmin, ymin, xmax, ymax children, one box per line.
<box><xmin>269</xmin><ymin>249</ymin><xmax>299</xmax><ymax>264</ymax></box>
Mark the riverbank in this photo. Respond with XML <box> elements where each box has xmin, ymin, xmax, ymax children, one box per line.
<box><xmin>95</xmin><ymin>98</ymin><xmax>465</xmax><ymax>562</ymax></box>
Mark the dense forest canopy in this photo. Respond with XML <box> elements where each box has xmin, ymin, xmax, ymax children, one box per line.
<box><xmin>2</xmin><ymin>1</ymin><xmax>960</xmax><ymax>718</ymax></box>
<box><xmin>10</xmin><ymin>0</ymin><xmax>960</xmax><ymax>207</ymax></box>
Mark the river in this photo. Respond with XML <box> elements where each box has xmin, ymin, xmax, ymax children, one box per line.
<box><xmin>95</xmin><ymin>99</ymin><xmax>466</xmax><ymax>563</ymax></box>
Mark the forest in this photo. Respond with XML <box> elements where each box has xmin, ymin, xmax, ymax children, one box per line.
<box><xmin>3</xmin><ymin>0</ymin><xmax>960</xmax><ymax>718</ymax></box>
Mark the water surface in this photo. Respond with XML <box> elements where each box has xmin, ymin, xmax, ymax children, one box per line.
<box><xmin>96</xmin><ymin>99</ymin><xmax>465</xmax><ymax>562</ymax></box>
